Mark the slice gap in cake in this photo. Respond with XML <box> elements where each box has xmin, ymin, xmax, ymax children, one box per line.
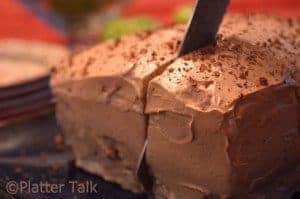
<box><xmin>51</xmin><ymin>25</ymin><xmax>185</xmax><ymax>192</ymax></box>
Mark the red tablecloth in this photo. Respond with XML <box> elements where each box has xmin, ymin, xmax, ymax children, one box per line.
<box><xmin>0</xmin><ymin>0</ymin><xmax>66</xmax><ymax>43</ymax></box>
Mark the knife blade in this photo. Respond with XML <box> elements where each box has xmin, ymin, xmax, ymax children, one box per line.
<box><xmin>178</xmin><ymin>0</ymin><xmax>230</xmax><ymax>57</ymax></box>
<box><xmin>136</xmin><ymin>139</ymin><xmax>153</xmax><ymax>193</ymax></box>
<box><xmin>136</xmin><ymin>0</ymin><xmax>230</xmax><ymax>185</ymax></box>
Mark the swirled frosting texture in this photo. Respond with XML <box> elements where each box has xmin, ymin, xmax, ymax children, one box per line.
<box><xmin>146</xmin><ymin>14</ymin><xmax>300</xmax><ymax>199</ymax></box>
<box><xmin>51</xmin><ymin>25</ymin><xmax>184</xmax><ymax>192</ymax></box>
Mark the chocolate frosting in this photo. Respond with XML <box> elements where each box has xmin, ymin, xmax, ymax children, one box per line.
<box><xmin>52</xmin><ymin>25</ymin><xmax>185</xmax><ymax>192</ymax></box>
<box><xmin>52</xmin><ymin>13</ymin><xmax>300</xmax><ymax>198</ymax></box>
<box><xmin>52</xmin><ymin>26</ymin><xmax>184</xmax><ymax>112</ymax></box>
<box><xmin>146</xmin><ymin>14</ymin><xmax>300</xmax><ymax>199</ymax></box>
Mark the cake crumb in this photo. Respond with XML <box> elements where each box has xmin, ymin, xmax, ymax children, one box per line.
<box><xmin>259</xmin><ymin>77</ymin><xmax>269</xmax><ymax>86</ymax></box>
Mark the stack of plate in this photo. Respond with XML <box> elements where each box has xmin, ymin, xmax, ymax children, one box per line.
<box><xmin>0</xmin><ymin>39</ymin><xmax>69</xmax><ymax>127</ymax></box>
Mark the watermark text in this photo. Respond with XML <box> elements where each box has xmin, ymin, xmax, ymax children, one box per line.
<box><xmin>5</xmin><ymin>180</ymin><xmax>99</xmax><ymax>195</ymax></box>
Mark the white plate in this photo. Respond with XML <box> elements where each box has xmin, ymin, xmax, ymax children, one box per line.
<box><xmin>0</xmin><ymin>39</ymin><xmax>69</xmax><ymax>88</ymax></box>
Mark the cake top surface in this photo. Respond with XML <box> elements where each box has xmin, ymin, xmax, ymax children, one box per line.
<box><xmin>53</xmin><ymin>25</ymin><xmax>185</xmax><ymax>84</ymax></box>
<box><xmin>149</xmin><ymin>14</ymin><xmax>300</xmax><ymax>112</ymax></box>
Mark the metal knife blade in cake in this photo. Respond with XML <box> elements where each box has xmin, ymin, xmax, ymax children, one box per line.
<box><xmin>137</xmin><ymin>0</ymin><xmax>230</xmax><ymax>175</ymax></box>
<box><xmin>178</xmin><ymin>0</ymin><xmax>230</xmax><ymax>57</ymax></box>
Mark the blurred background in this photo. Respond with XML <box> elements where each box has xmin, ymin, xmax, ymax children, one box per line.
<box><xmin>0</xmin><ymin>1</ymin><xmax>299</xmax><ymax>198</ymax></box>
<box><xmin>0</xmin><ymin>0</ymin><xmax>299</xmax><ymax>45</ymax></box>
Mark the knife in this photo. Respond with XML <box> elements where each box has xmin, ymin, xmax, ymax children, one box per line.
<box><xmin>178</xmin><ymin>0</ymin><xmax>230</xmax><ymax>57</ymax></box>
<box><xmin>136</xmin><ymin>0</ymin><xmax>230</xmax><ymax>182</ymax></box>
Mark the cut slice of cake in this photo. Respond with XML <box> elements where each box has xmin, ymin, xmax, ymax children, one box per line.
<box><xmin>145</xmin><ymin>14</ymin><xmax>300</xmax><ymax>199</ymax></box>
<box><xmin>51</xmin><ymin>25</ymin><xmax>184</xmax><ymax>192</ymax></box>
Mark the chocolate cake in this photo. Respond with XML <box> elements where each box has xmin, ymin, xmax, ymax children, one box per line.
<box><xmin>51</xmin><ymin>26</ymin><xmax>184</xmax><ymax>192</ymax></box>
<box><xmin>146</xmin><ymin>14</ymin><xmax>300</xmax><ymax>199</ymax></box>
<box><xmin>51</xmin><ymin>14</ymin><xmax>300</xmax><ymax>198</ymax></box>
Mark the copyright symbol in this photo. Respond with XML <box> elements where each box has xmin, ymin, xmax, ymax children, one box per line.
<box><xmin>6</xmin><ymin>181</ymin><xmax>18</xmax><ymax>195</ymax></box>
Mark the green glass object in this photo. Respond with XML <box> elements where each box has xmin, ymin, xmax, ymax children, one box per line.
<box><xmin>100</xmin><ymin>17</ymin><xmax>159</xmax><ymax>40</ymax></box>
<box><xmin>173</xmin><ymin>5</ymin><xmax>193</xmax><ymax>24</ymax></box>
